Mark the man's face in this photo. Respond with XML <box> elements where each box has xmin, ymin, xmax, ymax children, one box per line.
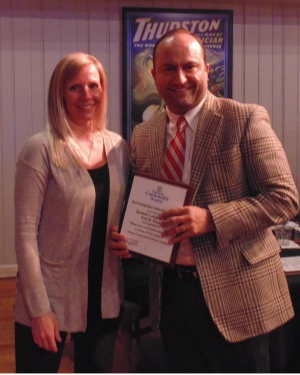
<box><xmin>152</xmin><ymin>33</ymin><xmax>209</xmax><ymax>115</ymax></box>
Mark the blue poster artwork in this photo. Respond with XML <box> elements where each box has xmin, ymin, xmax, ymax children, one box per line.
<box><xmin>122</xmin><ymin>8</ymin><xmax>233</xmax><ymax>139</ymax></box>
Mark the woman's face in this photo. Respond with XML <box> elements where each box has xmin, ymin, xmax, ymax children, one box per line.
<box><xmin>64</xmin><ymin>64</ymin><xmax>102</xmax><ymax>128</ymax></box>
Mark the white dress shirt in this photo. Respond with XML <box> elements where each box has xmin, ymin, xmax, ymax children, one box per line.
<box><xmin>165</xmin><ymin>97</ymin><xmax>206</xmax><ymax>265</ymax></box>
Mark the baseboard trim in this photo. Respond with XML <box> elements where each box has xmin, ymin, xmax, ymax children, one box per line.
<box><xmin>0</xmin><ymin>265</ymin><xmax>18</xmax><ymax>278</ymax></box>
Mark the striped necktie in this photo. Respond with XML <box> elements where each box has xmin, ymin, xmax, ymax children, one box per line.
<box><xmin>161</xmin><ymin>116</ymin><xmax>187</xmax><ymax>182</ymax></box>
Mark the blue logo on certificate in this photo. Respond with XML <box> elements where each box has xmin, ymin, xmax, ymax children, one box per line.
<box><xmin>146</xmin><ymin>186</ymin><xmax>169</xmax><ymax>203</ymax></box>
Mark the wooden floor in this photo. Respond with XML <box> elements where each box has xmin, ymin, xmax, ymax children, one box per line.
<box><xmin>0</xmin><ymin>277</ymin><xmax>168</xmax><ymax>373</ymax></box>
<box><xmin>0</xmin><ymin>277</ymin><xmax>16</xmax><ymax>373</ymax></box>
<box><xmin>0</xmin><ymin>277</ymin><xmax>76</xmax><ymax>373</ymax></box>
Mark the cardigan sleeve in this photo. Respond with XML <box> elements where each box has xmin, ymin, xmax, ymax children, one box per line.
<box><xmin>15</xmin><ymin>135</ymin><xmax>52</xmax><ymax>318</ymax></box>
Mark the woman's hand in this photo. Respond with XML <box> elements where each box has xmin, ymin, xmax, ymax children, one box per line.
<box><xmin>109</xmin><ymin>225</ymin><xmax>131</xmax><ymax>258</ymax></box>
<box><xmin>31</xmin><ymin>312</ymin><xmax>62</xmax><ymax>352</ymax></box>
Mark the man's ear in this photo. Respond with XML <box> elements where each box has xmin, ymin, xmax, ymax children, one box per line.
<box><xmin>151</xmin><ymin>68</ymin><xmax>155</xmax><ymax>80</ymax></box>
<box><xmin>206</xmin><ymin>63</ymin><xmax>210</xmax><ymax>81</ymax></box>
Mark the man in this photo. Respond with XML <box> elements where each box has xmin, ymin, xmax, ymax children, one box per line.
<box><xmin>110</xmin><ymin>29</ymin><xmax>299</xmax><ymax>372</ymax></box>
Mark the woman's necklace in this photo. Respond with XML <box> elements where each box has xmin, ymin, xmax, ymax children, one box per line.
<box><xmin>86</xmin><ymin>131</ymin><xmax>95</xmax><ymax>161</ymax></box>
<box><xmin>71</xmin><ymin>131</ymin><xmax>95</xmax><ymax>163</ymax></box>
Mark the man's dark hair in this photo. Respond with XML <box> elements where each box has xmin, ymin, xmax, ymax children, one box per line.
<box><xmin>152</xmin><ymin>28</ymin><xmax>207</xmax><ymax>69</ymax></box>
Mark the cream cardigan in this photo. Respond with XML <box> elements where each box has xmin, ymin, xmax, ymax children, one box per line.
<box><xmin>14</xmin><ymin>129</ymin><xmax>131</xmax><ymax>332</ymax></box>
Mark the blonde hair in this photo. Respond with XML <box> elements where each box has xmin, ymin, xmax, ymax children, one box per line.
<box><xmin>47</xmin><ymin>52</ymin><xmax>107</xmax><ymax>168</ymax></box>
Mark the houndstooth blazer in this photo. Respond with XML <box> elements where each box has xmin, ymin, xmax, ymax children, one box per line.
<box><xmin>131</xmin><ymin>91</ymin><xmax>299</xmax><ymax>343</ymax></box>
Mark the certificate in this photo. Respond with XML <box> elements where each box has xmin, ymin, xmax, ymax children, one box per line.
<box><xmin>118</xmin><ymin>171</ymin><xmax>194</xmax><ymax>264</ymax></box>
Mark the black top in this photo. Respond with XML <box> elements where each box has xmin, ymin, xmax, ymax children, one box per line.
<box><xmin>87</xmin><ymin>163</ymin><xmax>110</xmax><ymax>329</ymax></box>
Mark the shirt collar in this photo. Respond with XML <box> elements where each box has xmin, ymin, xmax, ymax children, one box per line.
<box><xmin>166</xmin><ymin>95</ymin><xmax>207</xmax><ymax>133</ymax></box>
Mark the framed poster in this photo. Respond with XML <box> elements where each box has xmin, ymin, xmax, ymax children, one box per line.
<box><xmin>122</xmin><ymin>7</ymin><xmax>233</xmax><ymax>140</ymax></box>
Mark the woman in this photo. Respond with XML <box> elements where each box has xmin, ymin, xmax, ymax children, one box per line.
<box><xmin>14</xmin><ymin>52</ymin><xmax>131</xmax><ymax>373</ymax></box>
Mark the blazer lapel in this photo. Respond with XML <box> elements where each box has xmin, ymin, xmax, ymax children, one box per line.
<box><xmin>149</xmin><ymin>112</ymin><xmax>168</xmax><ymax>177</ymax></box>
<box><xmin>190</xmin><ymin>96</ymin><xmax>224</xmax><ymax>199</ymax></box>
<box><xmin>145</xmin><ymin>97</ymin><xmax>223</xmax><ymax>189</ymax></box>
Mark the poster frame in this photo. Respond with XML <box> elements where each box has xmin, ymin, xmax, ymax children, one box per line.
<box><xmin>122</xmin><ymin>7</ymin><xmax>233</xmax><ymax>140</ymax></box>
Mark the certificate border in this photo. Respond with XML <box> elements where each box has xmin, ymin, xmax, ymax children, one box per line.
<box><xmin>119</xmin><ymin>170</ymin><xmax>194</xmax><ymax>265</ymax></box>
<box><xmin>122</xmin><ymin>7</ymin><xmax>233</xmax><ymax>141</ymax></box>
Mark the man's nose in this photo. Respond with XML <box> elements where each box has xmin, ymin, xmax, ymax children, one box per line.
<box><xmin>174</xmin><ymin>68</ymin><xmax>187</xmax><ymax>84</ymax></box>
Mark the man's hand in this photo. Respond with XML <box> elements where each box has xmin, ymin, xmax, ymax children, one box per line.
<box><xmin>31</xmin><ymin>311</ymin><xmax>61</xmax><ymax>352</ymax></box>
<box><xmin>109</xmin><ymin>226</ymin><xmax>132</xmax><ymax>258</ymax></box>
<box><xmin>159</xmin><ymin>206</ymin><xmax>215</xmax><ymax>244</ymax></box>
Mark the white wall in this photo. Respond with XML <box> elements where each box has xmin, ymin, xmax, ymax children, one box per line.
<box><xmin>1</xmin><ymin>0</ymin><xmax>300</xmax><ymax>276</ymax></box>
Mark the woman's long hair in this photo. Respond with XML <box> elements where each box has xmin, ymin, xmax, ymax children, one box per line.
<box><xmin>46</xmin><ymin>52</ymin><xmax>107</xmax><ymax>168</ymax></box>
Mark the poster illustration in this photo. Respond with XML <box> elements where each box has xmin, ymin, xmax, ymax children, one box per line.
<box><xmin>122</xmin><ymin>7</ymin><xmax>233</xmax><ymax>140</ymax></box>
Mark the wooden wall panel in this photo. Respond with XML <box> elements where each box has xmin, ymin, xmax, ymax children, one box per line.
<box><xmin>283</xmin><ymin>6</ymin><xmax>298</xmax><ymax>180</ymax></box>
<box><xmin>244</xmin><ymin>5</ymin><xmax>259</xmax><ymax>103</ymax></box>
<box><xmin>30</xmin><ymin>2</ymin><xmax>46</xmax><ymax>136</ymax></box>
<box><xmin>107</xmin><ymin>2</ymin><xmax>121</xmax><ymax>132</ymax></box>
<box><xmin>0</xmin><ymin>1</ymin><xmax>15</xmax><ymax>269</ymax></box>
<box><xmin>272</xmin><ymin>5</ymin><xmax>284</xmax><ymax>141</ymax></box>
<box><xmin>1</xmin><ymin>0</ymin><xmax>300</xmax><ymax>275</ymax></box>
<box><xmin>258</xmin><ymin>6</ymin><xmax>273</xmax><ymax>114</ymax></box>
